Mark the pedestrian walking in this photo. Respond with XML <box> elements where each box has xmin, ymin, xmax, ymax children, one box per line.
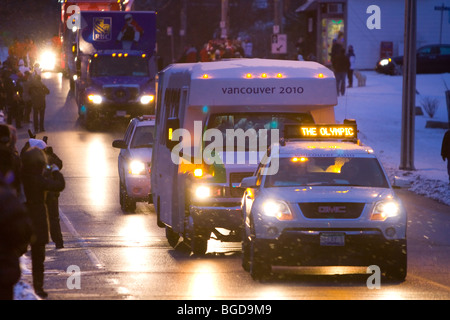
<box><xmin>441</xmin><ymin>129</ymin><xmax>450</xmax><ymax>183</ymax></box>
<box><xmin>42</xmin><ymin>141</ymin><xmax>64</xmax><ymax>248</ymax></box>
<box><xmin>28</xmin><ymin>74</ymin><xmax>49</xmax><ymax>133</ymax></box>
<box><xmin>346</xmin><ymin>45</ymin><xmax>356</xmax><ymax>88</ymax></box>
<box><xmin>21</xmin><ymin>146</ymin><xmax>65</xmax><ymax>298</ymax></box>
<box><xmin>21</xmin><ymin>71</ymin><xmax>32</xmax><ymax>123</ymax></box>
<box><xmin>332</xmin><ymin>47</ymin><xmax>350</xmax><ymax>96</ymax></box>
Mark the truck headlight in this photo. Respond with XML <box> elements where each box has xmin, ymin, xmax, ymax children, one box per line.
<box><xmin>371</xmin><ymin>200</ymin><xmax>400</xmax><ymax>221</ymax></box>
<box><xmin>39</xmin><ymin>50</ymin><xmax>56</xmax><ymax>71</ymax></box>
<box><xmin>140</xmin><ymin>95</ymin><xmax>155</xmax><ymax>105</ymax></box>
<box><xmin>262</xmin><ymin>200</ymin><xmax>293</xmax><ymax>221</ymax></box>
<box><xmin>88</xmin><ymin>94</ymin><xmax>103</xmax><ymax>105</ymax></box>
<box><xmin>194</xmin><ymin>185</ymin><xmax>211</xmax><ymax>199</ymax></box>
<box><xmin>129</xmin><ymin>160</ymin><xmax>146</xmax><ymax>175</ymax></box>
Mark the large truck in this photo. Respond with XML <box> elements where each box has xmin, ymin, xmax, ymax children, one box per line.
<box><xmin>151</xmin><ymin>59</ymin><xmax>338</xmax><ymax>255</ymax></box>
<box><xmin>59</xmin><ymin>0</ymin><xmax>122</xmax><ymax>74</ymax></box>
<box><xmin>74</xmin><ymin>10</ymin><xmax>157</xmax><ymax>130</ymax></box>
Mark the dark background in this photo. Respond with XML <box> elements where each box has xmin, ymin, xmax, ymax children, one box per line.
<box><xmin>0</xmin><ymin>0</ymin><xmax>306</xmax><ymax>67</ymax></box>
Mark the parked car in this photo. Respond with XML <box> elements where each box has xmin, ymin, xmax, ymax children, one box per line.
<box><xmin>376</xmin><ymin>44</ymin><xmax>450</xmax><ymax>75</ymax></box>
<box><xmin>112</xmin><ymin>115</ymin><xmax>155</xmax><ymax>212</ymax></box>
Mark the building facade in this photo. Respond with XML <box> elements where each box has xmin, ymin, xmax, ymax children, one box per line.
<box><xmin>297</xmin><ymin>0</ymin><xmax>450</xmax><ymax>69</ymax></box>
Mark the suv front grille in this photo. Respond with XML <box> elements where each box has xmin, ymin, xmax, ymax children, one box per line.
<box><xmin>299</xmin><ymin>202</ymin><xmax>365</xmax><ymax>219</ymax></box>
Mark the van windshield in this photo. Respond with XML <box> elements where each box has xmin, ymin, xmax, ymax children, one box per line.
<box><xmin>205</xmin><ymin>112</ymin><xmax>314</xmax><ymax>151</ymax></box>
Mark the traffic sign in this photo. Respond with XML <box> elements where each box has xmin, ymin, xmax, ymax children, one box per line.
<box><xmin>271</xmin><ymin>33</ymin><xmax>287</xmax><ymax>54</ymax></box>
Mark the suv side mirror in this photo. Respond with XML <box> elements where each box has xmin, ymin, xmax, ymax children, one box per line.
<box><xmin>112</xmin><ymin>140</ymin><xmax>127</xmax><ymax>149</ymax></box>
<box><xmin>240</xmin><ymin>176</ymin><xmax>258</xmax><ymax>188</ymax></box>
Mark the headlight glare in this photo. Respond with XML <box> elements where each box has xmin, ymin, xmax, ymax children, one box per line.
<box><xmin>371</xmin><ymin>200</ymin><xmax>400</xmax><ymax>221</ymax></box>
<box><xmin>88</xmin><ymin>94</ymin><xmax>103</xmax><ymax>104</ymax></box>
<box><xmin>379</xmin><ymin>58</ymin><xmax>391</xmax><ymax>66</ymax></box>
<box><xmin>262</xmin><ymin>200</ymin><xmax>293</xmax><ymax>221</ymax></box>
<box><xmin>140</xmin><ymin>95</ymin><xmax>155</xmax><ymax>104</ymax></box>
<box><xmin>195</xmin><ymin>185</ymin><xmax>211</xmax><ymax>199</ymax></box>
<box><xmin>129</xmin><ymin>160</ymin><xmax>146</xmax><ymax>175</ymax></box>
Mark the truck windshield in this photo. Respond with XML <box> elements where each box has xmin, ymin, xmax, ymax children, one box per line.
<box><xmin>264</xmin><ymin>157</ymin><xmax>389</xmax><ymax>188</ymax></box>
<box><xmin>204</xmin><ymin>112</ymin><xmax>314</xmax><ymax>151</ymax></box>
<box><xmin>90</xmin><ymin>56</ymin><xmax>149</xmax><ymax>77</ymax></box>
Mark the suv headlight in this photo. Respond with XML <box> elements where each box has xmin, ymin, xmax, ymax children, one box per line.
<box><xmin>129</xmin><ymin>160</ymin><xmax>146</xmax><ymax>175</ymax></box>
<box><xmin>140</xmin><ymin>95</ymin><xmax>155</xmax><ymax>105</ymax></box>
<box><xmin>371</xmin><ymin>199</ymin><xmax>400</xmax><ymax>221</ymax></box>
<box><xmin>87</xmin><ymin>94</ymin><xmax>103</xmax><ymax>104</ymax></box>
<box><xmin>262</xmin><ymin>200</ymin><xmax>293</xmax><ymax>221</ymax></box>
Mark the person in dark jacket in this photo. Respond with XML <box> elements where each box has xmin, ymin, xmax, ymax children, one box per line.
<box><xmin>0</xmin><ymin>147</ymin><xmax>31</xmax><ymax>300</ymax></box>
<box><xmin>28</xmin><ymin>74</ymin><xmax>49</xmax><ymax>133</ymax></box>
<box><xmin>332</xmin><ymin>47</ymin><xmax>350</xmax><ymax>96</ymax></box>
<box><xmin>21</xmin><ymin>146</ymin><xmax>65</xmax><ymax>298</ymax></box>
<box><xmin>441</xmin><ymin>129</ymin><xmax>450</xmax><ymax>183</ymax></box>
<box><xmin>21</xmin><ymin>138</ymin><xmax>65</xmax><ymax>249</ymax></box>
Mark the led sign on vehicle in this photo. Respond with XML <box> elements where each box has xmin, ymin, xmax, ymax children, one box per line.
<box><xmin>285</xmin><ymin>124</ymin><xmax>357</xmax><ymax>140</ymax></box>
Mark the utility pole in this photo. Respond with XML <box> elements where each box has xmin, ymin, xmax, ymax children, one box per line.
<box><xmin>434</xmin><ymin>3</ymin><xmax>450</xmax><ymax>44</ymax></box>
<box><xmin>400</xmin><ymin>0</ymin><xmax>417</xmax><ymax>171</ymax></box>
<box><xmin>180</xmin><ymin>0</ymin><xmax>187</xmax><ymax>50</ymax></box>
<box><xmin>274</xmin><ymin>0</ymin><xmax>283</xmax><ymax>34</ymax></box>
<box><xmin>221</xmin><ymin>0</ymin><xmax>229</xmax><ymax>39</ymax></box>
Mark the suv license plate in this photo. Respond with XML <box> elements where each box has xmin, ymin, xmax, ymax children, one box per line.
<box><xmin>320</xmin><ymin>233</ymin><xmax>345</xmax><ymax>246</ymax></box>
<box><xmin>116</xmin><ymin>110</ymin><xmax>127</xmax><ymax>117</ymax></box>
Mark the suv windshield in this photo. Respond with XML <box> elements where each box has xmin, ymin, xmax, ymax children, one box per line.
<box><xmin>130</xmin><ymin>125</ymin><xmax>154</xmax><ymax>148</ymax></box>
<box><xmin>264</xmin><ymin>157</ymin><xmax>389</xmax><ymax>188</ymax></box>
<box><xmin>90</xmin><ymin>56</ymin><xmax>149</xmax><ymax>77</ymax></box>
<box><xmin>205</xmin><ymin>112</ymin><xmax>314</xmax><ymax>151</ymax></box>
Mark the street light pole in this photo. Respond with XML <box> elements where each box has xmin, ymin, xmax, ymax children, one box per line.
<box><xmin>400</xmin><ymin>0</ymin><xmax>417</xmax><ymax>171</ymax></box>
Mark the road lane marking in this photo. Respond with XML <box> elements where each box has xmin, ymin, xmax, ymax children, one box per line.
<box><xmin>59</xmin><ymin>208</ymin><xmax>105</xmax><ymax>269</ymax></box>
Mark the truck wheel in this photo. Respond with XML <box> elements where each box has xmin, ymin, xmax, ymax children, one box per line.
<box><xmin>85</xmin><ymin>110</ymin><xmax>98</xmax><ymax>131</ymax></box>
<box><xmin>165</xmin><ymin>226</ymin><xmax>180</xmax><ymax>248</ymax></box>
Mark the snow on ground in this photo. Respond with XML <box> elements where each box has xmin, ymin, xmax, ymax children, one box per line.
<box><xmin>13</xmin><ymin>70</ymin><xmax>450</xmax><ymax>299</ymax></box>
<box><xmin>335</xmin><ymin>71</ymin><xmax>450</xmax><ymax>206</ymax></box>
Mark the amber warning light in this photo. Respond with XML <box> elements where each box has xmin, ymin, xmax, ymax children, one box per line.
<box><xmin>285</xmin><ymin>124</ymin><xmax>357</xmax><ymax>140</ymax></box>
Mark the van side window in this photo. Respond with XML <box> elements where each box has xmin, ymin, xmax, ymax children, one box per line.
<box><xmin>162</xmin><ymin>88</ymin><xmax>181</xmax><ymax>146</ymax></box>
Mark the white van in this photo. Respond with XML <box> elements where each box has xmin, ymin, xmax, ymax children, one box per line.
<box><xmin>151</xmin><ymin>59</ymin><xmax>338</xmax><ymax>254</ymax></box>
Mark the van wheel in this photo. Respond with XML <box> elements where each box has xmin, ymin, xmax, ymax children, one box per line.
<box><xmin>190</xmin><ymin>231</ymin><xmax>209</xmax><ymax>255</ymax></box>
<box><xmin>166</xmin><ymin>226</ymin><xmax>180</xmax><ymax>248</ymax></box>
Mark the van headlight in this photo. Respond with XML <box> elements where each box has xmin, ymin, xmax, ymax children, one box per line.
<box><xmin>129</xmin><ymin>160</ymin><xmax>146</xmax><ymax>175</ymax></box>
<box><xmin>194</xmin><ymin>185</ymin><xmax>211</xmax><ymax>199</ymax></box>
<box><xmin>262</xmin><ymin>200</ymin><xmax>293</xmax><ymax>221</ymax></box>
<box><xmin>371</xmin><ymin>200</ymin><xmax>400</xmax><ymax>221</ymax></box>
<box><xmin>140</xmin><ymin>95</ymin><xmax>155</xmax><ymax>105</ymax></box>
<box><xmin>87</xmin><ymin>94</ymin><xmax>103</xmax><ymax>105</ymax></box>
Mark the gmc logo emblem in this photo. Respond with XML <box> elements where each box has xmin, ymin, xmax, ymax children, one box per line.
<box><xmin>318</xmin><ymin>206</ymin><xmax>346</xmax><ymax>214</ymax></box>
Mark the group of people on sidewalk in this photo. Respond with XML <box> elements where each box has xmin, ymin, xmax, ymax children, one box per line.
<box><xmin>330</xmin><ymin>31</ymin><xmax>356</xmax><ymax>97</ymax></box>
<box><xmin>1</xmin><ymin>46</ymin><xmax>50</xmax><ymax>134</ymax></box>
<box><xmin>0</xmin><ymin>123</ymin><xmax>65</xmax><ymax>300</ymax></box>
